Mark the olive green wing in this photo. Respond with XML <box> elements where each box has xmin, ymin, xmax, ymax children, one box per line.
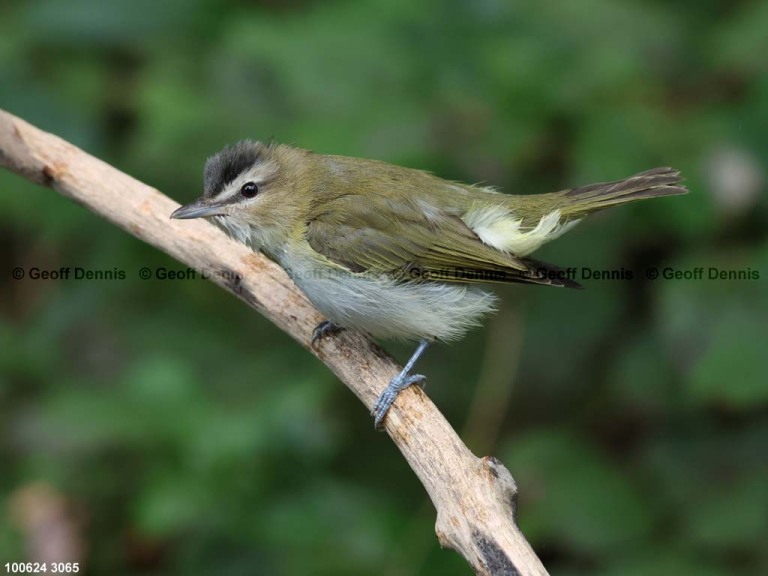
<box><xmin>305</xmin><ymin>194</ymin><xmax>579</xmax><ymax>288</ymax></box>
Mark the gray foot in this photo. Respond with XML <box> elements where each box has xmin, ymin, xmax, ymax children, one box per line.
<box><xmin>372</xmin><ymin>373</ymin><xmax>427</xmax><ymax>429</ymax></box>
<box><xmin>311</xmin><ymin>320</ymin><xmax>343</xmax><ymax>346</ymax></box>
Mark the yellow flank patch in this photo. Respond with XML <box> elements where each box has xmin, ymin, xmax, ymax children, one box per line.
<box><xmin>463</xmin><ymin>206</ymin><xmax>579</xmax><ymax>256</ymax></box>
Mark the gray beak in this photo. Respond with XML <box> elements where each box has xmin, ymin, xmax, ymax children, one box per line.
<box><xmin>170</xmin><ymin>200</ymin><xmax>226</xmax><ymax>220</ymax></box>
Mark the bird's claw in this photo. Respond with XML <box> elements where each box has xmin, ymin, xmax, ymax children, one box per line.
<box><xmin>372</xmin><ymin>373</ymin><xmax>427</xmax><ymax>430</ymax></box>
<box><xmin>311</xmin><ymin>320</ymin><xmax>342</xmax><ymax>347</ymax></box>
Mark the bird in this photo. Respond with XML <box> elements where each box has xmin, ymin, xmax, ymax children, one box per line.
<box><xmin>171</xmin><ymin>140</ymin><xmax>687</xmax><ymax>428</ymax></box>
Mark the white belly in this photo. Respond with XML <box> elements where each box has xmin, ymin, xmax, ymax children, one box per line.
<box><xmin>284</xmin><ymin>258</ymin><xmax>497</xmax><ymax>342</ymax></box>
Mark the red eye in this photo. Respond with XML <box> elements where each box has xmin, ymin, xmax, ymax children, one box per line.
<box><xmin>241</xmin><ymin>182</ymin><xmax>259</xmax><ymax>198</ymax></box>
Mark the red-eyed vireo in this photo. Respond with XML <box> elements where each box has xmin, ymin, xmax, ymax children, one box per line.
<box><xmin>171</xmin><ymin>141</ymin><xmax>687</xmax><ymax>428</ymax></box>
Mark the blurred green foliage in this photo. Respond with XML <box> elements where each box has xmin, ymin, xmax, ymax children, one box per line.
<box><xmin>1</xmin><ymin>1</ymin><xmax>767</xmax><ymax>574</ymax></box>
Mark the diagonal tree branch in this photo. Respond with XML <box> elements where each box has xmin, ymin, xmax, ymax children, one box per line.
<box><xmin>0</xmin><ymin>109</ymin><xmax>548</xmax><ymax>576</ymax></box>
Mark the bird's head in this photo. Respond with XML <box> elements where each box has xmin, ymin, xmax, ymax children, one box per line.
<box><xmin>171</xmin><ymin>140</ymin><xmax>310</xmax><ymax>254</ymax></box>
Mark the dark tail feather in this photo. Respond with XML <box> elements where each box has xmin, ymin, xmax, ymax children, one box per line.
<box><xmin>558</xmin><ymin>167</ymin><xmax>687</xmax><ymax>218</ymax></box>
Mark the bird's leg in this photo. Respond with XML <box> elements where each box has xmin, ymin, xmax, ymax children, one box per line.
<box><xmin>311</xmin><ymin>319</ymin><xmax>344</xmax><ymax>346</ymax></box>
<box><xmin>372</xmin><ymin>339</ymin><xmax>430</xmax><ymax>429</ymax></box>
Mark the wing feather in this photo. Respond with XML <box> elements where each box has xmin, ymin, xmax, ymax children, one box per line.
<box><xmin>305</xmin><ymin>194</ymin><xmax>580</xmax><ymax>288</ymax></box>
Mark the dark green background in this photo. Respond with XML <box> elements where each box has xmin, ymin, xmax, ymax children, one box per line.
<box><xmin>1</xmin><ymin>1</ymin><xmax>767</xmax><ymax>574</ymax></box>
